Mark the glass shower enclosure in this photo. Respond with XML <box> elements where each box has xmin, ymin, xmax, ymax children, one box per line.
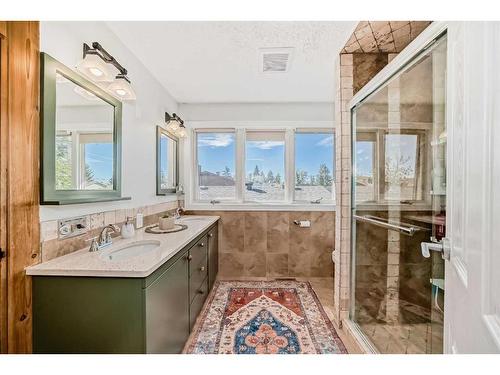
<box><xmin>350</xmin><ymin>34</ymin><xmax>447</xmax><ymax>354</ymax></box>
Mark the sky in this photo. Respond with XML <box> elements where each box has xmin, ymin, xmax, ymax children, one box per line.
<box><xmin>85</xmin><ymin>143</ymin><xmax>113</xmax><ymax>181</ymax></box>
<box><xmin>197</xmin><ymin>132</ymin><xmax>335</xmax><ymax>179</ymax></box>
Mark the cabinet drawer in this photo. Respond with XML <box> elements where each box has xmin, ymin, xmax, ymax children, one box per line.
<box><xmin>188</xmin><ymin>235</ymin><xmax>208</xmax><ymax>275</ymax></box>
<box><xmin>189</xmin><ymin>257</ymin><xmax>208</xmax><ymax>302</ymax></box>
<box><xmin>190</xmin><ymin>277</ymin><xmax>208</xmax><ymax>331</ymax></box>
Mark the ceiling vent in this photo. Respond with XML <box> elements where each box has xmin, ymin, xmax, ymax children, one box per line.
<box><xmin>259</xmin><ymin>48</ymin><xmax>294</xmax><ymax>73</ymax></box>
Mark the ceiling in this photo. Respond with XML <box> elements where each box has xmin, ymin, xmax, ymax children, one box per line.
<box><xmin>105</xmin><ymin>21</ymin><xmax>357</xmax><ymax>103</ymax></box>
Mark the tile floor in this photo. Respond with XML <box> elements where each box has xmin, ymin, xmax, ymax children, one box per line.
<box><xmin>356</xmin><ymin>304</ymin><xmax>444</xmax><ymax>354</ymax></box>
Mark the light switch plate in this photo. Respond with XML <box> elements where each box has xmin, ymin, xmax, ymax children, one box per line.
<box><xmin>58</xmin><ymin>216</ymin><xmax>88</xmax><ymax>239</ymax></box>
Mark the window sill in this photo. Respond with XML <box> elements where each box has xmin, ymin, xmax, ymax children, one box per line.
<box><xmin>186</xmin><ymin>201</ymin><xmax>336</xmax><ymax>212</ymax></box>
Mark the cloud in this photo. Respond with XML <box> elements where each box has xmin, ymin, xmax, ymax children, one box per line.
<box><xmin>316</xmin><ymin>135</ymin><xmax>334</xmax><ymax>147</ymax></box>
<box><xmin>247</xmin><ymin>158</ymin><xmax>264</xmax><ymax>162</ymax></box>
<box><xmin>248</xmin><ymin>141</ymin><xmax>284</xmax><ymax>150</ymax></box>
<box><xmin>198</xmin><ymin>133</ymin><xmax>234</xmax><ymax>147</ymax></box>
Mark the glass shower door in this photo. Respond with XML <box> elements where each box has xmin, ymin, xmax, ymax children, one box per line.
<box><xmin>350</xmin><ymin>34</ymin><xmax>447</xmax><ymax>354</ymax></box>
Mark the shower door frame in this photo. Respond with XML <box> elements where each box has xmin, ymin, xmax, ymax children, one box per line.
<box><xmin>345</xmin><ymin>21</ymin><xmax>449</xmax><ymax>354</ymax></box>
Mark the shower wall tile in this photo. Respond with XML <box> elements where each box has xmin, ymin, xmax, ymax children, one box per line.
<box><xmin>188</xmin><ymin>210</ymin><xmax>335</xmax><ymax>278</ymax></box>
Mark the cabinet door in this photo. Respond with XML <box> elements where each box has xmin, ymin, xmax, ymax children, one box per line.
<box><xmin>145</xmin><ymin>253</ymin><xmax>189</xmax><ymax>354</ymax></box>
<box><xmin>207</xmin><ymin>224</ymin><xmax>219</xmax><ymax>290</ymax></box>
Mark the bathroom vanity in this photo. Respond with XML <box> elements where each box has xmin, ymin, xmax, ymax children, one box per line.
<box><xmin>26</xmin><ymin>216</ymin><xmax>219</xmax><ymax>354</ymax></box>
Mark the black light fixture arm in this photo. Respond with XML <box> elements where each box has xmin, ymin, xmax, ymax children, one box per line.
<box><xmin>165</xmin><ymin>112</ymin><xmax>184</xmax><ymax>126</ymax></box>
<box><xmin>83</xmin><ymin>42</ymin><xmax>129</xmax><ymax>79</ymax></box>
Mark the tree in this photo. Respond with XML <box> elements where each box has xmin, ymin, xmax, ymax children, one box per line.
<box><xmin>222</xmin><ymin>166</ymin><xmax>231</xmax><ymax>177</ymax></box>
<box><xmin>296</xmin><ymin>169</ymin><xmax>308</xmax><ymax>185</ymax></box>
<box><xmin>85</xmin><ymin>164</ymin><xmax>95</xmax><ymax>185</ymax></box>
<box><xmin>253</xmin><ymin>165</ymin><xmax>260</xmax><ymax>177</ymax></box>
<box><xmin>275</xmin><ymin>173</ymin><xmax>281</xmax><ymax>185</ymax></box>
<box><xmin>385</xmin><ymin>155</ymin><xmax>413</xmax><ymax>185</ymax></box>
<box><xmin>317</xmin><ymin>163</ymin><xmax>333</xmax><ymax>187</ymax></box>
<box><xmin>266</xmin><ymin>170</ymin><xmax>274</xmax><ymax>184</ymax></box>
<box><xmin>55</xmin><ymin>136</ymin><xmax>72</xmax><ymax>189</ymax></box>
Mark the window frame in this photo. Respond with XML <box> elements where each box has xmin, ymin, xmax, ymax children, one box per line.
<box><xmin>293</xmin><ymin>128</ymin><xmax>336</xmax><ymax>204</ymax></box>
<box><xmin>354</xmin><ymin>128</ymin><xmax>430</xmax><ymax>206</ymax></box>
<box><xmin>244</xmin><ymin>130</ymin><xmax>287</xmax><ymax>204</ymax></box>
<box><xmin>194</xmin><ymin>129</ymin><xmax>238</xmax><ymax>202</ymax></box>
<box><xmin>191</xmin><ymin>127</ymin><xmax>336</xmax><ymax>208</ymax></box>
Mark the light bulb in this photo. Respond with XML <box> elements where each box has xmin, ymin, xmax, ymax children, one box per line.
<box><xmin>76</xmin><ymin>54</ymin><xmax>115</xmax><ymax>82</ymax></box>
<box><xmin>107</xmin><ymin>76</ymin><xmax>136</xmax><ymax>101</ymax></box>
<box><xmin>89</xmin><ymin>67</ymin><xmax>104</xmax><ymax>77</ymax></box>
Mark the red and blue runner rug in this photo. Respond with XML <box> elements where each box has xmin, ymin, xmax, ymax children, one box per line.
<box><xmin>184</xmin><ymin>280</ymin><xmax>347</xmax><ymax>354</ymax></box>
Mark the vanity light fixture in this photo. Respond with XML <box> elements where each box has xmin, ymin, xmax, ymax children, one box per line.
<box><xmin>77</xmin><ymin>42</ymin><xmax>136</xmax><ymax>101</ymax></box>
<box><xmin>165</xmin><ymin>112</ymin><xmax>187</xmax><ymax>138</ymax></box>
<box><xmin>107</xmin><ymin>74</ymin><xmax>137</xmax><ymax>101</ymax></box>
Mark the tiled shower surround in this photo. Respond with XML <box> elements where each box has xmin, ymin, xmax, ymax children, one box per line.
<box><xmin>39</xmin><ymin>201</ymin><xmax>179</xmax><ymax>262</ymax></box>
<box><xmin>187</xmin><ymin>210</ymin><xmax>335</xmax><ymax>278</ymax></box>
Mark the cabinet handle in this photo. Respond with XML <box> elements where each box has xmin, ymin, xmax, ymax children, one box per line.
<box><xmin>199</xmin><ymin>242</ymin><xmax>205</xmax><ymax>247</ymax></box>
<box><xmin>187</xmin><ymin>254</ymin><xmax>193</xmax><ymax>261</ymax></box>
<box><xmin>208</xmin><ymin>233</ymin><xmax>213</xmax><ymax>238</ymax></box>
<box><xmin>200</xmin><ymin>266</ymin><xmax>205</xmax><ymax>272</ymax></box>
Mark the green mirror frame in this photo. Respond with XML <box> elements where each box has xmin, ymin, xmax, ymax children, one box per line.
<box><xmin>156</xmin><ymin>126</ymin><xmax>179</xmax><ymax>195</ymax></box>
<box><xmin>40</xmin><ymin>52</ymin><xmax>129</xmax><ymax>205</ymax></box>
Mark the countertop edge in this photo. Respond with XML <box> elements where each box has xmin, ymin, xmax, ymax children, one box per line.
<box><xmin>26</xmin><ymin>216</ymin><xmax>220</xmax><ymax>278</ymax></box>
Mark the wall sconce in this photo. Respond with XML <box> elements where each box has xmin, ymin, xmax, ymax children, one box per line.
<box><xmin>76</xmin><ymin>42</ymin><xmax>136</xmax><ymax>101</ymax></box>
<box><xmin>165</xmin><ymin>112</ymin><xmax>187</xmax><ymax>138</ymax></box>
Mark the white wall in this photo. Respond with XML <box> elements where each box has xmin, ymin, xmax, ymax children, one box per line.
<box><xmin>40</xmin><ymin>21</ymin><xmax>179</xmax><ymax>222</ymax></box>
<box><xmin>180</xmin><ymin>102</ymin><xmax>334</xmax><ymax>122</ymax></box>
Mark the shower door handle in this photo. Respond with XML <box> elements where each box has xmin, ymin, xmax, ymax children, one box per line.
<box><xmin>421</xmin><ymin>238</ymin><xmax>451</xmax><ymax>260</ymax></box>
<box><xmin>353</xmin><ymin>214</ymin><xmax>421</xmax><ymax>236</ymax></box>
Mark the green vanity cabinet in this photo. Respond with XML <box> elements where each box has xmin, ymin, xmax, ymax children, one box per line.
<box><xmin>145</xmin><ymin>253</ymin><xmax>190</xmax><ymax>354</ymax></box>
<box><xmin>32</xmin><ymin>222</ymin><xmax>218</xmax><ymax>354</ymax></box>
<box><xmin>207</xmin><ymin>226</ymin><xmax>218</xmax><ymax>290</ymax></box>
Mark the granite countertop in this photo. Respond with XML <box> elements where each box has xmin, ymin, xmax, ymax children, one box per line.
<box><xmin>25</xmin><ymin>215</ymin><xmax>219</xmax><ymax>278</ymax></box>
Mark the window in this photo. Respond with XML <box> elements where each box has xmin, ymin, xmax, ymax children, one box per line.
<box><xmin>354</xmin><ymin>130</ymin><xmax>427</xmax><ymax>204</ymax></box>
<box><xmin>196</xmin><ymin>131</ymin><xmax>236</xmax><ymax>200</ymax></box>
<box><xmin>55</xmin><ymin>131</ymin><xmax>113</xmax><ymax>190</ymax></box>
<box><xmin>383</xmin><ymin>133</ymin><xmax>421</xmax><ymax>201</ymax></box>
<box><xmin>355</xmin><ymin>132</ymin><xmax>377</xmax><ymax>202</ymax></box>
<box><xmin>245</xmin><ymin>131</ymin><xmax>285</xmax><ymax>201</ymax></box>
<box><xmin>79</xmin><ymin>133</ymin><xmax>114</xmax><ymax>190</ymax></box>
<box><xmin>294</xmin><ymin>131</ymin><xmax>335</xmax><ymax>202</ymax></box>
<box><xmin>192</xmin><ymin>128</ymin><xmax>336</xmax><ymax>206</ymax></box>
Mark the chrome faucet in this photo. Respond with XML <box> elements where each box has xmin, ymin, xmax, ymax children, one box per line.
<box><xmin>175</xmin><ymin>207</ymin><xmax>185</xmax><ymax>219</ymax></box>
<box><xmin>97</xmin><ymin>224</ymin><xmax>120</xmax><ymax>249</ymax></box>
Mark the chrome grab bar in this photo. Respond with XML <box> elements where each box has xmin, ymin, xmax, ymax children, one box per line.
<box><xmin>353</xmin><ymin>214</ymin><xmax>424</xmax><ymax>236</ymax></box>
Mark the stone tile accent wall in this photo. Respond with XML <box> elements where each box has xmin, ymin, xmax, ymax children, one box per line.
<box><xmin>39</xmin><ymin>201</ymin><xmax>180</xmax><ymax>262</ymax></box>
<box><xmin>187</xmin><ymin>210</ymin><xmax>335</xmax><ymax>278</ymax></box>
<box><xmin>342</xmin><ymin>21</ymin><xmax>431</xmax><ymax>54</ymax></box>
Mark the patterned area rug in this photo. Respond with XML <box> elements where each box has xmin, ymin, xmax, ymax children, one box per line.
<box><xmin>184</xmin><ymin>280</ymin><xmax>347</xmax><ymax>354</ymax></box>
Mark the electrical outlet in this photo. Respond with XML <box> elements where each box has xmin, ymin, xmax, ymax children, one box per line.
<box><xmin>58</xmin><ymin>216</ymin><xmax>88</xmax><ymax>239</ymax></box>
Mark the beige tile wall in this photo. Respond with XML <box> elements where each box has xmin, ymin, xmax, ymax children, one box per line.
<box><xmin>39</xmin><ymin>201</ymin><xmax>180</xmax><ymax>262</ymax></box>
<box><xmin>187</xmin><ymin>210</ymin><xmax>335</xmax><ymax>278</ymax></box>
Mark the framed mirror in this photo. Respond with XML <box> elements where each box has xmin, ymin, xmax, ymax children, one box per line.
<box><xmin>156</xmin><ymin>126</ymin><xmax>178</xmax><ymax>195</ymax></box>
<box><xmin>40</xmin><ymin>53</ymin><xmax>128</xmax><ymax>204</ymax></box>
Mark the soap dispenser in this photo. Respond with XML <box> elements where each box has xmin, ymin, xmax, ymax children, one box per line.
<box><xmin>121</xmin><ymin>216</ymin><xmax>135</xmax><ymax>239</ymax></box>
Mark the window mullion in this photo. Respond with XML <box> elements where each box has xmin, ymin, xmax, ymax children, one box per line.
<box><xmin>285</xmin><ymin>128</ymin><xmax>295</xmax><ymax>203</ymax></box>
<box><xmin>235</xmin><ymin>128</ymin><xmax>245</xmax><ymax>203</ymax></box>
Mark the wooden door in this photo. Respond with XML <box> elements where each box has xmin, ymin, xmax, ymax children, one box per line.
<box><xmin>0</xmin><ymin>22</ymin><xmax>8</xmax><ymax>354</ymax></box>
<box><xmin>0</xmin><ymin>21</ymin><xmax>40</xmax><ymax>354</ymax></box>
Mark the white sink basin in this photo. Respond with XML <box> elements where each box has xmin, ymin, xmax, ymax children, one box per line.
<box><xmin>99</xmin><ymin>240</ymin><xmax>161</xmax><ymax>262</ymax></box>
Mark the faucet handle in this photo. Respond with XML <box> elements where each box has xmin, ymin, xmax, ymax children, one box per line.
<box><xmin>86</xmin><ymin>237</ymin><xmax>99</xmax><ymax>252</ymax></box>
